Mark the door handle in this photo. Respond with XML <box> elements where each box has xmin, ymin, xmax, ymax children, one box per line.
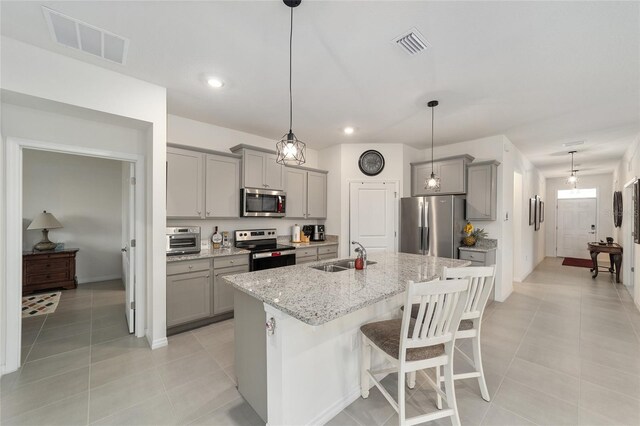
<box><xmin>121</xmin><ymin>247</ymin><xmax>128</xmax><ymax>253</ymax></box>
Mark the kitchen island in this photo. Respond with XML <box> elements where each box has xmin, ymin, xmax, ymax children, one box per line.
<box><xmin>222</xmin><ymin>252</ymin><xmax>470</xmax><ymax>426</ymax></box>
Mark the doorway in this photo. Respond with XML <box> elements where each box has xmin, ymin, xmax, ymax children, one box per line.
<box><xmin>623</xmin><ymin>180</ymin><xmax>635</xmax><ymax>295</ymax></box>
<box><xmin>556</xmin><ymin>189</ymin><xmax>597</xmax><ymax>259</ymax></box>
<box><xmin>5</xmin><ymin>138</ymin><xmax>145</xmax><ymax>374</ymax></box>
<box><xmin>513</xmin><ymin>171</ymin><xmax>524</xmax><ymax>281</ymax></box>
<box><xmin>349</xmin><ymin>181</ymin><xmax>398</xmax><ymax>255</ymax></box>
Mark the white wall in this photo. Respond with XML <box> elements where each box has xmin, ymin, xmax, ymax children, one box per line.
<box><xmin>613</xmin><ymin>133</ymin><xmax>640</xmax><ymax>306</ymax></box>
<box><xmin>22</xmin><ymin>150</ymin><xmax>123</xmax><ymax>284</ymax></box>
<box><xmin>1</xmin><ymin>36</ymin><xmax>168</xmax><ymax>372</ymax></box>
<box><xmin>545</xmin><ymin>173</ymin><xmax>614</xmax><ymax>257</ymax></box>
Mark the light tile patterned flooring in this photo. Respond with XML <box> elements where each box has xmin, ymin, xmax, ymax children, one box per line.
<box><xmin>1</xmin><ymin>258</ymin><xmax>640</xmax><ymax>425</ymax></box>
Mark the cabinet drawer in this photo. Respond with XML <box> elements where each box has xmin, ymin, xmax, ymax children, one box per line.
<box><xmin>26</xmin><ymin>259</ymin><xmax>69</xmax><ymax>274</ymax></box>
<box><xmin>26</xmin><ymin>271</ymin><xmax>69</xmax><ymax>285</ymax></box>
<box><xmin>214</xmin><ymin>255</ymin><xmax>249</xmax><ymax>269</ymax></box>
<box><xmin>296</xmin><ymin>247</ymin><xmax>318</xmax><ymax>258</ymax></box>
<box><xmin>167</xmin><ymin>259</ymin><xmax>211</xmax><ymax>275</ymax></box>
<box><xmin>318</xmin><ymin>253</ymin><xmax>338</xmax><ymax>261</ymax></box>
<box><xmin>459</xmin><ymin>250</ymin><xmax>486</xmax><ymax>263</ymax></box>
<box><xmin>317</xmin><ymin>245</ymin><xmax>338</xmax><ymax>255</ymax></box>
<box><xmin>296</xmin><ymin>255</ymin><xmax>317</xmax><ymax>265</ymax></box>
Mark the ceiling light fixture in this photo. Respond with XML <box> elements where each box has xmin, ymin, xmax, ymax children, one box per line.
<box><xmin>425</xmin><ymin>100</ymin><xmax>440</xmax><ymax>190</ymax></box>
<box><xmin>343</xmin><ymin>127</ymin><xmax>355</xmax><ymax>135</ymax></box>
<box><xmin>567</xmin><ymin>150</ymin><xmax>578</xmax><ymax>187</ymax></box>
<box><xmin>207</xmin><ymin>78</ymin><xmax>224</xmax><ymax>88</ymax></box>
<box><xmin>276</xmin><ymin>0</ymin><xmax>306</xmax><ymax>166</ymax></box>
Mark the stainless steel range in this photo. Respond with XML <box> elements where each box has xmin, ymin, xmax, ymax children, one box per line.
<box><xmin>235</xmin><ymin>228</ymin><xmax>296</xmax><ymax>271</ymax></box>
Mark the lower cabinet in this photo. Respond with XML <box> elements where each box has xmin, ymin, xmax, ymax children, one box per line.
<box><xmin>213</xmin><ymin>264</ymin><xmax>249</xmax><ymax>315</ymax></box>
<box><xmin>295</xmin><ymin>244</ymin><xmax>339</xmax><ymax>264</ymax></box>
<box><xmin>167</xmin><ymin>268</ymin><xmax>212</xmax><ymax>328</ymax></box>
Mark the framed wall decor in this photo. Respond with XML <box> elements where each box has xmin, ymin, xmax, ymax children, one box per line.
<box><xmin>634</xmin><ymin>181</ymin><xmax>640</xmax><ymax>244</ymax></box>
<box><xmin>534</xmin><ymin>195</ymin><xmax>541</xmax><ymax>231</ymax></box>
<box><xmin>540</xmin><ymin>201</ymin><xmax>545</xmax><ymax>223</ymax></box>
<box><xmin>529</xmin><ymin>197</ymin><xmax>536</xmax><ymax>226</ymax></box>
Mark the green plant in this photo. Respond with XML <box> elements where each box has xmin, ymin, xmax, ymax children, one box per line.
<box><xmin>471</xmin><ymin>227</ymin><xmax>488</xmax><ymax>240</ymax></box>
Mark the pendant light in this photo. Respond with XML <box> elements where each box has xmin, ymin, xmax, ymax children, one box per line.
<box><xmin>425</xmin><ymin>100</ymin><xmax>440</xmax><ymax>190</ymax></box>
<box><xmin>567</xmin><ymin>150</ymin><xmax>578</xmax><ymax>187</ymax></box>
<box><xmin>276</xmin><ymin>0</ymin><xmax>306</xmax><ymax>166</ymax></box>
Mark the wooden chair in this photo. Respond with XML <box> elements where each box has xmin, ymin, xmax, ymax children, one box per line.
<box><xmin>407</xmin><ymin>265</ymin><xmax>496</xmax><ymax>405</ymax></box>
<box><xmin>360</xmin><ymin>279</ymin><xmax>470</xmax><ymax>426</ymax></box>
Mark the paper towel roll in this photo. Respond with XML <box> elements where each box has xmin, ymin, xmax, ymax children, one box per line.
<box><xmin>291</xmin><ymin>224</ymin><xmax>301</xmax><ymax>243</ymax></box>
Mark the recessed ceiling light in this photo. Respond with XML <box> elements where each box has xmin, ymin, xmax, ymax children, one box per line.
<box><xmin>343</xmin><ymin>127</ymin><xmax>355</xmax><ymax>135</ymax></box>
<box><xmin>207</xmin><ymin>78</ymin><xmax>224</xmax><ymax>89</ymax></box>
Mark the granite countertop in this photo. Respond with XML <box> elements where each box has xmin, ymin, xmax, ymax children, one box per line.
<box><xmin>166</xmin><ymin>247</ymin><xmax>250</xmax><ymax>263</ymax></box>
<box><xmin>222</xmin><ymin>252</ymin><xmax>470</xmax><ymax>326</ymax></box>
<box><xmin>458</xmin><ymin>246</ymin><xmax>497</xmax><ymax>253</ymax></box>
<box><xmin>278</xmin><ymin>235</ymin><xmax>339</xmax><ymax>249</ymax></box>
<box><xmin>458</xmin><ymin>238</ymin><xmax>497</xmax><ymax>253</ymax></box>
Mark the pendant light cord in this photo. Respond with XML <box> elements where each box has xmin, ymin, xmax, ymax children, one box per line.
<box><xmin>289</xmin><ymin>7</ymin><xmax>293</xmax><ymax>133</ymax></box>
<box><xmin>431</xmin><ymin>106</ymin><xmax>435</xmax><ymax>174</ymax></box>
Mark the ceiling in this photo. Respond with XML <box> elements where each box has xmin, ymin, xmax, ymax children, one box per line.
<box><xmin>1</xmin><ymin>1</ymin><xmax>638</xmax><ymax>177</ymax></box>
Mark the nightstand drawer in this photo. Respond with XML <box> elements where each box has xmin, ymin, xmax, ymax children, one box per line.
<box><xmin>459</xmin><ymin>250</ymin><xmax>487</xmax><ymax>263</ymax></box>
<box><xmin>26</xmin><ymin>271</ymin><xmax>69</xmax><ymax>285</ymax></box>
<box><xmin>27</xmin><ymin>259</ymin><xmax>69</xmax><ymax>274</ymax></box>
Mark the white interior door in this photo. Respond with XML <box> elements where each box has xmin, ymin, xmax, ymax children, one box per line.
<box><xmin>349</xmin><ymin>182</ymin><xmax>397</xmax><ymax>255</ymax></box>
<box><xmin>623</xmin><ymin>183</ymin><xmax>635</xmax><ymax>289</ymax></box>
<box><xmin>557</xmin><ymin>198</ymin><xmax>597</xmax><ymax>259</ymax></box>
<box><xmin>122</xmin><ymin>163</ymin><xmax>135</xmax><ymax>333</ymax></box>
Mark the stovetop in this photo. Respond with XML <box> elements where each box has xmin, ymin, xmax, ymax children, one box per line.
<box><xmin>234</xmin><ymin>228</ymin><xmax>295</xmax><ymax>253</ymax></box>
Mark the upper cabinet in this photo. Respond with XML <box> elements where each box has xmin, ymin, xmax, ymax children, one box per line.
<box><xmin>167</xmin><ymin>145</ymin><xmax>241</xmax><ymax>219</ymax></box>
<box><xmin>466</xmin><ymin>160</ymin><xmax>500</xmax><ymax>221</ymax></box>
<box><xmin>167</xmin><ymin>147</ymin><xmax>204</xmax><ymax>218</ymax></box>
<box><xmin>284</xmin><ymin>167</ymin><xmax>328</xmax><ymax>219</ymax></box>
<box><xmin>411</xmin><ymin>155</ymin><xmax>474</xmax><ymax>196</ymax></box>
<box><xmin>230</xmin><ymin>145</ymin><xmax>284</xmax><ymax>190</ymax></box>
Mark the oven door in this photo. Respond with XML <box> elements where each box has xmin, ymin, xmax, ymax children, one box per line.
<box><xmin>167</xmin><ymin>234</ymin><xmax>199</xmax><ymax>254</ymax></box>
<box><xmin>251</xmin><ymin>250</ymin><xmax>296</xmax><ymax>271</ymax></box>
<box><xmin>242</xmin><ymin>188</ymin><xmax>286</xmax><ymax>217</ymax></box>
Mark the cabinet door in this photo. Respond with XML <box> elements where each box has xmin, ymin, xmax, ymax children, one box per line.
<box><xmin>466</xmin><ymin>164</ymin><xmax>497</xmax><ymax>220</ymax></box>
<box><xmin>412</xmin><ymin>163</ymin><xmax>437</xmax><ymax>196</ymax></box>
<box><xmin>284</xmin><ymin>168</ymin><xmax>307</xmax><ymax>218</ymax></box>
<box><xmin>264</xmin><ymin>152</ymin><xmax>284</xmax><ymax>190</ymax></box>
<box><xmin>167</xmin><ymin>148</ymin><xmax>204</xmax><ymax>218</ymax></box>
<box><xmin>167</xmin><ymin>271</ymin><xmax>211</xmax><ymax>327</ymax></box>
<box><xmin>307</xmin><ymin>172</ymin><xmax>327</xmax><ymax>219</ymax></box>
<box><xmin>244</xmin><ymin>151</ymin><xmax>265</xmax><ymax>188</ymax></box>
<box><xmin>213</xmin><ymin>265</ymin><xmax>249</xmax><ymax>315</ymax></box>
<box><xmin>438</xmin><ymin>158</ymin><xmax>465</xmax><ymax>194</ymax></box>
<box><xmin>205</xmin><ymin>155</ymin><xmax>240</xmax><ymax>218</ymax></box>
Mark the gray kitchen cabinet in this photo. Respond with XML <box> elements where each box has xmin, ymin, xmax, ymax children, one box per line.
<box><xmin>167</xmin><ymin>266</ymin><xmax>212</xmax><ymax>328</ymax></box>
<box><xmin>458</xmin><ymin>247</ymin><xmax>497</xmax><ymax>301</ymax></box>
<box><xmin>284</xmin><ymin>166</ymin><xmax>328</xmax><ymax>219</ymax></box>
<box><xmin>317</xmin><ymin>244</ymin><xmax>338</xmax><ymax>260</ymax></box>
<box><xmin>205</xmin><ymin>154</ymin><xmax>240</xmax><ymax>218</ymax></box>
<box><xmin>213</xmin><ymin>263</ymin><xmax>249</xmax><ymax>315</ymax></box>
<box><xmin>167</xmin><ymin>147</ymin><xmax>204</xmax><ymax>218</ymax></box>
<box><xmin>296</xmin><ymin>246</ymin><xmax>318</xmax><ymax>264</ymax></box>
<box><xmin>411</xmin><ymin>155</ymin><xmax>474</xmax><ymax>196</ymax></box>
<box><xmin>466</xmin><ymin>161</ymin><xmax>500</xmax><ymax>221</ymax></box>
<box><xmin>231</xmin><ymin>145</ymin><xmax>284</xmax><ymax>190</ymax></box>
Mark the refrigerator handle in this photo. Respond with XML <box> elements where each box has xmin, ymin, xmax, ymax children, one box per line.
<box><xmin>423</xmin><ymin>226</ymin><xmax>430</xmax><ymax>255</ymax></box>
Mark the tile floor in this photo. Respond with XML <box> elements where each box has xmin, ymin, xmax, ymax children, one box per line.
<box><xmin>1</xmin><ymin>258</ymin><xmax>640</xmax><ymax>425</ymax></box>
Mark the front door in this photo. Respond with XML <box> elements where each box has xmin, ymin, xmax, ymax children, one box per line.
<box><xmin>557</xmin><ymin>198</ymin><xmax>597</xmax><ymax>259</ymax></box>
<box><xmin>122</xmin><ymin>163</ymin><xmax>135</xmax><ymax>333</ymax></box>
<box><xmin>349</xmin><ymin>182</ymin><xmax>397</xmax><ymax>255</ymax></box>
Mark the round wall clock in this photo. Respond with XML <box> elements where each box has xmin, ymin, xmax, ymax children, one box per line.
<box><xmin>358</xmin><ymin>150</ymin><xmax>385</xmax><ymax>176</ymax></box>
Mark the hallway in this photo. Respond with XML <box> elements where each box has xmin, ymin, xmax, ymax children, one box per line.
<box><xmin>1</xmin><ymin>259</ymin><xmax>639</xmax><ymax>425</ymax></box>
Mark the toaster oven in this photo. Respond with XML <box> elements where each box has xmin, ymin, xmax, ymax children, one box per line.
<box><xmin>166</xmin><ymin>227</ymin><xmax>201</xmax><ymax>256</ymax></box>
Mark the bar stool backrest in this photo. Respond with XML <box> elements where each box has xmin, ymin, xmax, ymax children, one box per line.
<box><xmin>443</xmin><ymin>265</ymin><xmax>496</xmax><ymax>321</ymax></box>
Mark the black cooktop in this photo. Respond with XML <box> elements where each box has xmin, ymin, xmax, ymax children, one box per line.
<box><xmin>235</xmin><ymin>240</ymin><xmax>294</xmax><ymax>253</ymax></box>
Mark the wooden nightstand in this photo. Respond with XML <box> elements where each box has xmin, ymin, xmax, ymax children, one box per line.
<box><xmin>22</xmin><ymin>249</ymin><xmax>79</xmax><ymax>295</ymax></box>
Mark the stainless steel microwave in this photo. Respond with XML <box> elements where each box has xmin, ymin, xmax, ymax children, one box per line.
<box><xmin>241</xmin><ymin>188</ymin><xmax>286</xmax><ymax>217</ymax></box>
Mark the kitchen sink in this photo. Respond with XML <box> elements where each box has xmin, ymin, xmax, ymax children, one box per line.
<box><xmin>311</xmin><ymin>259</ymin><xmax>377</xmax><ymax>272</ymax></box>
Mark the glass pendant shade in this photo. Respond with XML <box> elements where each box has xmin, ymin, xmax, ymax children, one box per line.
<box><xmin>276</xmin><ymin>131</ymin><xmax>306</xmax><ymax>165</ymax></box>
<box><xmin>567</xmin><ymin>173</ymin><xmax>578</xmax><ymax>185</ymax></box>
<box><xmin>426</xmin><ymin>172</ymin><xmax>441</xmax><ymax>190</ymax></box>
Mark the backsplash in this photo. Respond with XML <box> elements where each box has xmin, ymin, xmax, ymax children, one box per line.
<box><xmin>167</xmin><ymin>218</ymin><xmax>324</xmax><ymax>245</ymax></box>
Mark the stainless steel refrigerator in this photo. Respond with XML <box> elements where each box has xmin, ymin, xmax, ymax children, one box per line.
<box><xmin>400</xmin><ymin>195</ymin><xmax>466</xmax><ymax>258</ymax></box>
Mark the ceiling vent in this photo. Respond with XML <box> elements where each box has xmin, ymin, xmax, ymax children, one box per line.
<box><xmin>42</xmin><ymin>6</ymin><xmax>129</xmax><ymax>65</ymax></box>
<box><xmin>393</xmin><ymin>28</ymin><xmax>429</xmax><ymax>56</ymax></box>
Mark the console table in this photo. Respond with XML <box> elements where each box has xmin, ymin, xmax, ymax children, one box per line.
<box><xmin>23</xmin><ymin>249</ymin><xmax>79</xmax><ymax>295</ymax></box>
<box><xmin>587</xmin><ymin>242</ymin><xmax>622</xmax><ymax>283</ymax></box>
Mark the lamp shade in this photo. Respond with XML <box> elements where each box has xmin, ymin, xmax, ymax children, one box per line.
<box><xmin>27</xmin><ymin>211</ymin><xmax>63</xmax><ymax>230</ymax></box>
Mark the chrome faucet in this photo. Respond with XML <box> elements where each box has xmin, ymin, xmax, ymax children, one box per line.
<box><xmin>351</xmin><ymin>241</ymin><xmax>367</xmax><ymax>269</ymax></box>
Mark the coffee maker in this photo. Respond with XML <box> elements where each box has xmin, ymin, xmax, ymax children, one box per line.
<box><xmin>311</xmin><ymin>225</ymin><xmax>325</xmax><ymax>241</ymax></box>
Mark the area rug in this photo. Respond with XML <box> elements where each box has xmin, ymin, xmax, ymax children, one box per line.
<box><xmin>22</xmin><ymin>292</ymin><xmax>61</xmax><ymax>318</ymax></box>
<box><xmin>562</xmin><ymin>257</ymin><xmax>593</xmax><ymax>268</ymax></box>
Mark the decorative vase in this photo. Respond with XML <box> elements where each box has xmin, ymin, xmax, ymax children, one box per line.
<box><xmin>463</xmin><ymin>236</ymin><xmax>476</xmax><ymax>247</ymax></box>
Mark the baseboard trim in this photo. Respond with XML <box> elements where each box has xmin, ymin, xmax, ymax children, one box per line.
<box><xmin>149</xmin><ymin>336</ymin><xmax>168</xmax><ymax>350</ymax></box>
<box><xmin>307</xmin><ymin>386</ymin><xmax>362</xmax><ymax>426</ymax></box>
<box><xmin>78</xmin><ymin>274</ymin><xmax>122</xmax><ymax>284</ymax></box>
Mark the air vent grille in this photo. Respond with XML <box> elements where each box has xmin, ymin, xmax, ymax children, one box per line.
<box><xmin>393</xmin><ymin>28</ymin><xmax>429</xmax><ymax>55</ymax></box>
<box><xmin>42</xmin><ymin>6</ymin><xmax>129</xmax><ymax>65</ymax></box>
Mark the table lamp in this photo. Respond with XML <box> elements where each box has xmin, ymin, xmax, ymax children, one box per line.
<box><xmin>27</xmin><ymin>210</ymin><xmax>63</xmax><ymax>251</ymax></box>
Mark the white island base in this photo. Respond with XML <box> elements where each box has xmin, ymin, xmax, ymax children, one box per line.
<box><xmin>235</xmin><ymin>289</ymin><xmax>404</xmax><ymax>426</ymax></box>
